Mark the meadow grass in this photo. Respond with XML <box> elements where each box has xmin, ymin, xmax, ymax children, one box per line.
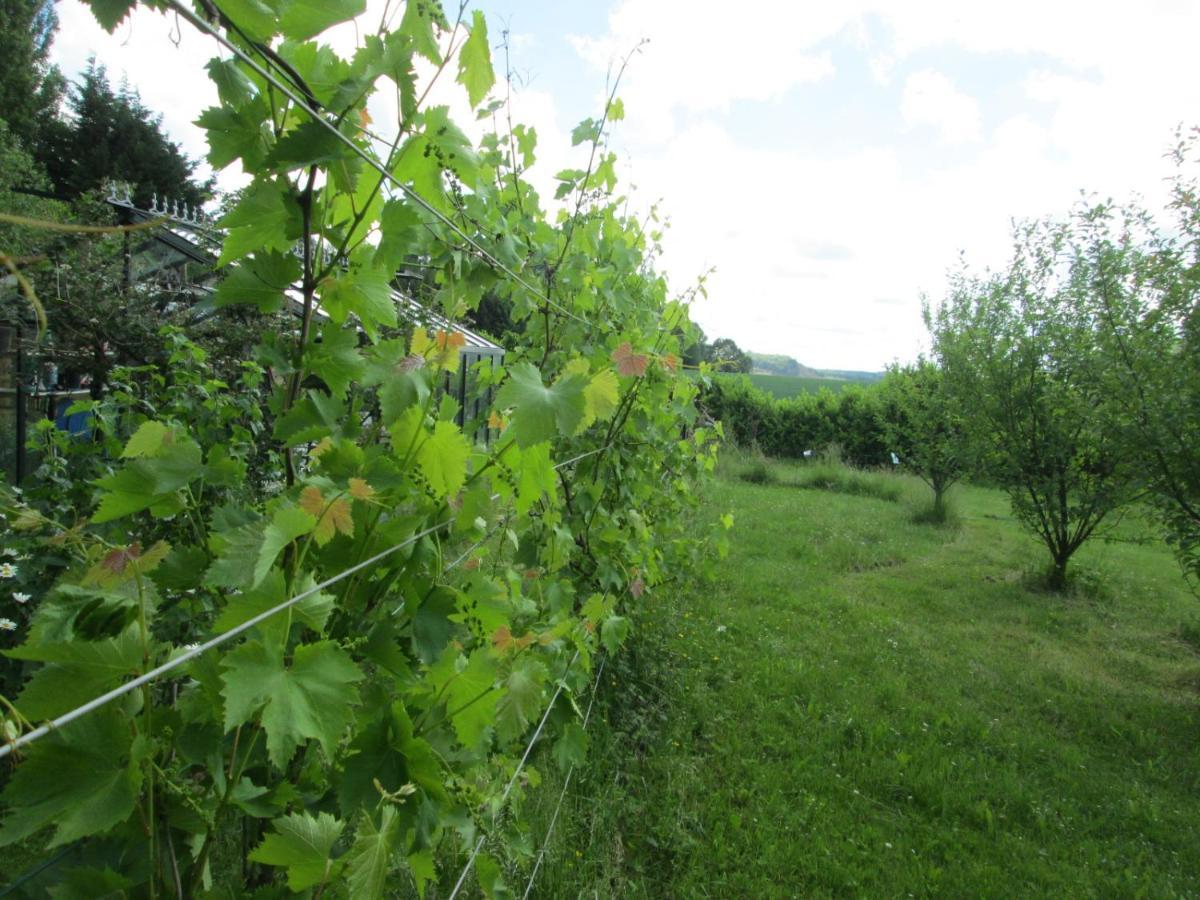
<box><xmin>525</xmin><ymin>458</ymin><xmax>1200</xmax><ymax>897</ymax></box>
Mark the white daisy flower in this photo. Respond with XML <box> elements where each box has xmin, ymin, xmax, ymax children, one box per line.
<box><xmin>0</xmin><ymin>618</ymin><xmax>16</xmax><ymax>631</ymax></box>
<box><xmin>0</xmin><ymin>563</ymin><xmax>16</xmax><ymax>579</ymax></box>
<box><xmin>12</xmin><ymin>592</ymin><xmax>30</xmax><ymax>604</ymax></box>
<box><xmin>1</xmin><ymin>548</ymin><xmax>17</xmax><ymax>557</ymax></box>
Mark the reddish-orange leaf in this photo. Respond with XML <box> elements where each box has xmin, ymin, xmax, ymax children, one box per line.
<box><xmin>663</xmin><ymin>352</ymin><xmax>679</xmax><ymax>372</ymax></box>
<box><xmin>102</xmin><ymin>542</ymin><xmax>143</xmax><ymax>575</ymax></box>
<box><xmin>612</xmin><ymin>342</ymin><xmax>648</xmax><ymax>377</ymax></box>
<box><xmin>492</xmin><ymin>625</ymin><xmax>514</xmax><ymax>651</ymax></box>
<box><xmin>299</xmin><ymin>487</ymin><xmax>354</xmax><ymax>546</ymax></box>
<box><xmin>487</xmin><ymin>410</ymin><xmax>506</xmax><ymax>430</ymax></box>
<box><xmin>310</xmin><ymin>437</ymin><xmax>333</xmax><ymax>459</ymax></box>
<box><xmin>348</xmin><ymin>477</ymin><xmax>376</xmax><ymax>501</ymax></box>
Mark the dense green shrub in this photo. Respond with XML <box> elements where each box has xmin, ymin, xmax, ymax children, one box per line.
<box><xmin>699</xmin><ymin>375</ymin><xmax>889</xmax><ymax>467</ymax></box>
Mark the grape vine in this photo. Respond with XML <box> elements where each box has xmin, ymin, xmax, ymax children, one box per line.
<box><xmin>0</xmin><ymin>1</ymin><xmax>722</xmax><ymax>895</ymax></box>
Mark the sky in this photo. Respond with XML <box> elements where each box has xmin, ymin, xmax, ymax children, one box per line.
<box><xmin>49</xmin><ymin>0</ymin><xmax>1200</xmax><ymax>370</ymax></box>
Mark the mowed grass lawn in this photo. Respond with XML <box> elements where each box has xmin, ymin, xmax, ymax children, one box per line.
<box><xmin>531</xmin><ymin>456</ymin><xmax>1200</xmax><ymax>897</ymax></box>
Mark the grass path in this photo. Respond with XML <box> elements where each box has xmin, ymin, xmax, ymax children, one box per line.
<box><xmin>531</xmin><ymin>459</ymin><xmax>1200</xmax><ymax>897</ymax></box>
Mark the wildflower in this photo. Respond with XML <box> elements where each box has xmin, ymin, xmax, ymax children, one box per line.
<box><xmin>12</xmin><ymin>592</ymin><xmax>30</xmax><ymax>604</ymax></box>
<box><xmin>716</xmin><ymin>624</ymin><xmax>727</xmax><ymax>634</ymax></box>
<box><xmin>1</xmin><ymin>548</ymin><xmax>16</xmax><ymax>557</ymax></box>
<box><xmin>0</xmin><ymin>563</ymin><xmax>16</xmax><ymax>578</ymax></box>
<box><xmin>0</xmin><ymin>618</ymin><xmax>16</xmax><ymax>631</ymax></box>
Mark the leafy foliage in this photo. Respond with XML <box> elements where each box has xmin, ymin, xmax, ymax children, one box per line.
<box><xmin>0</xmin><ymin>3</ymin><xmax>720</xmax><ymax>896</ymax></box>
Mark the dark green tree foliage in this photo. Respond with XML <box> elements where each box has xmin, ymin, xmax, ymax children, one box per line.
<box><xmin>928</xmin><ymin>224</ymin><xmax>1140</xmax><ymax>590</ymax></box>
<box><xmin>878</xmin><ymin>359</ymin><xmax>963</xmax><ymax>518</ymax></box>
<box><xmin>38</xmin><ymin>60</ymin><xmax>210</xmax><ymax>206</ymax></box>
<box><xmin>701</xmin><ymin>375</ymin><xmax>888</xmax><ymax>467</ymax></box>
<box><xmin>1077</xmin><ymin>160</ymin><xmax>1200</xmax><ymax>581</ymax></box>
<box><xmin>0</xmin><ymin>0</ymin><xmax>64</xmax><ymax>150</ymax></box>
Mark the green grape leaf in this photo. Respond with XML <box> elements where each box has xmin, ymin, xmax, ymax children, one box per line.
<box><xmin>495</xmin><ymin>657</ymin><xmax>546</xmax><ymax>742</ymax></box>
<box><xmin>86</xmin><ymin>0</ymin><xmax>136</xmax><ymax>32</ymax></box>
<box><xmin>400</xmin><ymin>0</ymin><xmax>443</xmax><ymax>63</ymax></box>
<box><xmin>213</xmin><ymin>252</ymin><xmax>300</xmax><ymax>313</ymax></box>
<box><xmin>218</xmin><ymin>0</ymin><xmax>280</xmax><ymax>41</ymax></box>
<box><xmin>0</xmin><ymin>708</ymin><xmax>147</xmax><ymax>848</ymax></box>
<box><xmin>7</xmin><ymin>625</ymin><xmax>144</xmax><ymax>720</ymax></box>
<box><xmin>319</xmin><ymin>265</ymin><xmax>397</xmax><ymax>340</ymax></box>
<box><xmin>92</xmin><ymin>436</ymin><xmax>203</xmax><ymax>523</ymax></box>
<box><xmin>418</xmin><ymin>420</ymin><xmax>470</xmax><ymax>498</ymax></box>
<box><xmin>409</xmin><ymin>850</ymin><xmax>436</xmax><ymax>899</ymax></box>
<box><xmin>257</xmin><ymin>505</ymin><xmax>318</xmax><ymax>588</ymax></box>
<box><xmin>344</xmin><ymin>806</ymin><xmax>401</xmax><ymax>899</ymax></box>
<box><xmin>581</xmin><ymin>369</ymin><xmax>620</xmax><ymax>429</ymax></box>
<box><xmin>515</xmin><ymin>442</ymin><xmax>555</xmax><ymax>515</ymax></box>
<box><xmin>305</xmin><ymin>325</ymin><xmax>365</xmax><ymax>399</ymax></box>
<box><xmin>601</xmin><ymin>615</ymin><xmax>631</xmax><ymax>654</ymax></box>
<box><xmin>456</xmin><ymin>10</ymin><xmax>495</xmax><ymax>108</ymax></box>
<box><xmin>213</xmin><ymin>569</ymin><xmax>332</xmax><ymax>643</ymax></box>
<box><xmin>221</xmin><ymin>639</ymin><xmax>362</xmax><ymax>768</ymax></box>
<box><xmin>266</xmin><ymin>120</ymin><xmax>357</xmax><ymax>172</ymax></box>
<box><xmin>218</xmin><ymin>179</ymin><xmax>301</xmax><ymax>266</ymax></box>
<box><xmin>513</xmin><ymin>123</ymin><xmax>537</xmax><ymax>169</ymax></box>
<box><xmin>278</xmin><ymin>0</ymin><xmax>366</xmax><ymax>40</ymax></box>
<box><xmin>274</xmin><ymin>389</ymin><xmax>345</xmax><ymax>447</ymax></box>
<box><xmin>495</xmin><ymin>363</ymin><xmax>587</xmax><ymax>447</ymax></box>
<box><xmin>374</xmin><ymin>200</ymin><xmax>423</xmax><ymax>272</ymax></box>
<box><xmin>196</xmin><ymin>102</ymin><xmax>271</xmax><ymax>171</ymax></box>
<box><xmin>552</xmin><ymin>722</ymin><xmax>589</xmax><ymax>771</ymax></box>
<box><xmin>423</xmin><ymin>106</ymin><xmax>481</xmax><ymax>188</ymax></box>
<box><xmin>446</xmin><ymin>649</ymin><xmax>498</xmax><ymax>749</ymax></box>
<box><xmin>121</xmin><ymin>420</ymin><xmax>170</xmax><ymax>458</ymax></box>
<box><xmin>571</xmin><ymin>117</ymin><xmax>601</xmax><ymax>147</ymax></box>
<box><xmin>249</xmin><ymin>811</ymin><xmax>345</xmax><ymax>891</ymax></box>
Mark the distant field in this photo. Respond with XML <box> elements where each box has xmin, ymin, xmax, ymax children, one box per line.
<box><xmin>740</xmin><ymin>372</ymin><xmax>858</xmax><ymax>398</ymax></box>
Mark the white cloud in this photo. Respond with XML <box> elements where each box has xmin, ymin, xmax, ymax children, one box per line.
<box><xmin>47</xmin><ymin>0</ymin><xmax>1200</xmax><ymax>369</ymax></box>
<box><xmin>901</xmin><ymin>69</ymin><xmax>981</xmax><ymax>145</ymax></box>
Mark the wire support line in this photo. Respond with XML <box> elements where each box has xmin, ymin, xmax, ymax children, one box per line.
<box><xmin>521</xmin><ymin>655</ymin><xmax>607</xmax><ymax>899</ymax></box>
<box><xmin>165</xmin><ymin>0</ymin><xmax>592</xmax><ymax>330</ymax></box>
<box><xmin>0</xmin><ymin>518</ymin><xmax>448</xmax><ymax>760</ymax></box>
<box><xmin>447</xmin><ymin>647</ymin><xmax>583</xmax><ymax>900</ymax></box>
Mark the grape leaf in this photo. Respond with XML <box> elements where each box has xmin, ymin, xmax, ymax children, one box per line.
<box><xmin>581</xmin><ymin>368</ymin><xmax>620</xmax><ymax>431</ymax></box>
<box><xmin>495</xmin><ymin>657</ymin><xmax>546</xmax><ymax>742</ymax></box>
<box><xmin>417</xmin><ymin>421</ymin><xmax>470</xmax><ymax>498</ymax></box>
<box><xmin>552</xmin><ymin>722</ymin><xmax>589</xmax><ymax>771</ymax></box>
<box><xmin>249</xmin><ymin>811</ymin><xmax>345</xmax><ymax>891</ymax></box>
<box><xmin>213</xmin><ymin>252</ymin><xmax>300</xmax><ymax>313</ymax></box>
<box><xmin>515</xmin><ymin>442</ymin><xmax>555</xmax><ymax>515</ymax></box>
<box><xmin>7</xmin><ymin>625</ymin><xmax>144</xmax><ymax>720</ymax></box>
<box><xmin>319</xmin><ymin>265</ymin><xmax>397</xmax><ymax>340</ymax></box>
<box><xmin>221</xmin><ymin>639</ymin><xmax>363</xmax><ymax>768</ymax></box>
<box><xmin>86</xmin><ymin>0</ymin><xmax>136</xmax><ymax>32</ymax></box>
<box><xmin>612</xmin><ymin>342</ymin><xmax>648</xmax><ymax>377</ymax></box>
<box><xmin>344</xmin><ymin>806</ymin><xmax>401</xmax><ymax>899</ymax></box>
<box><xmin>218</xmin><ymin>179</ymin><xmax>301</xmax><ymax>266</ymax></box>
<box><xmin>278</xmin><ymin>0</ymin><xmax>365</xmax><ymax>40</ymax></box>
<box><xmin>258</xmin><ymin>505</ymin><xmax>319</xmax><ymax>587</ymax></box>
<box><xmin>456</xmin><ymin>10</ymin><xmax>495</xmax><ymax>108</ymax></box>
<box><xmin>121</xmin><ymin>421</ymin><xmax>170</xmax><ymax>459</ymax></box>
<box><xmin>0</xmin><ymin>708</ymin><xmax>147</xmax><ymax>848</ymax></box>
<box><xmin>446</xmin><ymin>649</ymin><xmax>498</xmax><ymax>749</ymax></box>
<box><xmin>218</xmin><ymin>0</ymin><xmax>280</xmax><ymax>41</ymax></box>
<box><xmin>495</xmin><ymin>363</ymin><xmax>587</xmax><ymax>447</ymax></box>
<box><xmin>92</xmin><ymin>436</ymin><xmax>203</xmax><ymax>523</ymax></box>
<box><xmin>304</xmin><ymin>324</ymin><xmax>365</xmax><ymax>399</ymax></box>
<box><xmin>299</xmin><ymin>486</ymin><xmax>355</xmax><ymax>546</ymax></box>
<box><xmin>400</xmin><ymin>0</ymin><xmax>443</xmax><ymax>64</ymax></box>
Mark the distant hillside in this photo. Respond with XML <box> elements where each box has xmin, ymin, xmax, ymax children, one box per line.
<box><xmin>748</xmin><ymin>352</ymin><xmax>882</xmax><ymax>383</ymax></box>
